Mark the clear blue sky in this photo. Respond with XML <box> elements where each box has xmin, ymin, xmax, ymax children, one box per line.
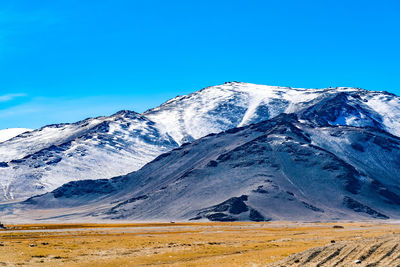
<box><xmin>1</xmin><ymin>0</ymin><xmax>399</xmax><ymax>129</ymax></box>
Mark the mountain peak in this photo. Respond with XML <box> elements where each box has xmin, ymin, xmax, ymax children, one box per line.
<box><xmin>112</xmin><ymin>110</ymin><xmax>139</xmax><ymax>118</ymax></box>
<box><xmin>0</xmin><ymin>82</ymin><xmax>399</xmax><ymax>203</ymax></box>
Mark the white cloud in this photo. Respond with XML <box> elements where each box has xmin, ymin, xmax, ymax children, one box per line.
<box><xmin>0</xmin><ymin>93</ymin><xmax>26</xmax><ymax>102</ymax></box>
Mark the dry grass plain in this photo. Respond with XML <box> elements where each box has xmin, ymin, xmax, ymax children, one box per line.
<box><xmin>0</xmin><ymin>221</ymin><xmax>399</xmax><ymax>266</ymax></box>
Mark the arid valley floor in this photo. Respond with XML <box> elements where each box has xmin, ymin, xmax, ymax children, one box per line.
<box><xmin>0</xmin><ymin>221</ymin><xmax>400</xmax><ymax>266</ymax></box>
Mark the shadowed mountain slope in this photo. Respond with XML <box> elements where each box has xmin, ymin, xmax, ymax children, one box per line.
<box><xmin>1</xmin><ymin>82</ymin><xmax>399</xmax><ymax>203</ymax></box>
<box><xmin>4</xmin><ymin>112</ymin><xmax>400</xmax><ymax>222</ymax></box>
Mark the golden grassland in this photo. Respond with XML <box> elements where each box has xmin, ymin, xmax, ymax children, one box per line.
<box><xmin>0</xmin><ymin>221</ymin><xmax>399</xmax><ymax>266</ymax></box>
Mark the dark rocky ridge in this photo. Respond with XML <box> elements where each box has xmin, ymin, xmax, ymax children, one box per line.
<box><xmin>9</xmin><ymin>111</ymin><xmax>400</xmax><ymax>222</ymax></box>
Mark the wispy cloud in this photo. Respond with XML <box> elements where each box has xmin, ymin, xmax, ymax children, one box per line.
<box><xmin>0</xmin><ymin>93</ymin><xmax>27</xmax><ymax>102</ymax></box>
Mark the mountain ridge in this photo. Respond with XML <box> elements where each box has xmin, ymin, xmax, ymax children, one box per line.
<box><xmin>0</xmin><ymin>82</ymin><xmax>399</xmax><ymax>203</ymax></box>
<box><xmin>0</xmin><ymin>128</ymin><xmax>32</xmax><ymax>143</ymax></box>
<box><xmin>4</xmin><ymin>112</ymin><xmax>400</xmax><ymax>222</ymax></box>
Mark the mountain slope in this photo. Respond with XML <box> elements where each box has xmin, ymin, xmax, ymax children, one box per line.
<box><xmin>0</xmin><ymin>111</ymin><xmax>178</xmax><ymax>201</ymax></box>
<box><xmin>1</xmin><ymin>82</ymin><xmax>399</xmax><ymax>202</ymax></box>
<box><xmin>0</xmin><ymin>128</ymin><xmax>32</xmax><ymax>143</ymax></box>
<box><xmin>144</xmin><ymin>83</ymin><xmax>400</xmax><ymax>141</ymax></box>
<box><xmin>5</xmin><ymin>113</ymin><xmax>400</xmax><ymax>222</ymax></box>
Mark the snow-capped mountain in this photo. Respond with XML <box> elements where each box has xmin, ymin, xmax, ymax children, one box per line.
<box><xmin>0</xmin><ymin>128</ymin><xmax>32</xmax><ymax>143</ymax></box>
<box><xmin>145</xmin><ymin>83</ymin><xmax>400</xmax><ymax>140</ymax></box>
<box><xmin>4</xmin><ymin>113</ymin><xmax>400</xmax><ymax>222</ymax></box>
<box><xmin>0</xmin><ymin>111</ymin><xmax>178</xmax><ymax>201</ymax></box>
<box><xmin>1</xmin><ymin>82</ymin><xmax>399</xmax><ymax>202</ymax></box>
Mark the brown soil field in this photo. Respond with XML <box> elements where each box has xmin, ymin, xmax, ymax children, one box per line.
<box><xmin>268</xmin><ymin>234</ymin><xmax>400</xmax><ymax>267</ymax></box>
<box><xmin>0</xmin><ymin>221</ymin><xmax>399</xmax><ymax>266</ymax></box>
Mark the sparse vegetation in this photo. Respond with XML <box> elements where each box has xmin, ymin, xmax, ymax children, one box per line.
<box><xmin>0</xmin><ymin>222</ymin><xmax>399</xmax><ymax>266</ymax></box>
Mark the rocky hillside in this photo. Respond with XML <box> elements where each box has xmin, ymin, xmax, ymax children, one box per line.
<box><xmin>4</xmin><ymin>111</ymin><xmax>400</xmax><ymax>222</ymax></box>
<box><xmin>1</xmin><ymin>82</ymin><xmax>399</xmax><ymax>204</ymax></box>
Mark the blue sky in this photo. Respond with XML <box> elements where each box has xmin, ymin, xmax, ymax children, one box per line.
<box><xmin>1</xmin><ymin>0</ymin><xmax>399</xmax><ymax>129</ymax></box>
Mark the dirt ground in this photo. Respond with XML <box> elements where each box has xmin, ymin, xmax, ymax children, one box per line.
<box><xmin>267</xmin><ymin>234</ymin><xmax>400</xmax><ymax>267</ymax></box>
<box><xmin>0</xmin><ymin>221</ymin><xmax>399</xmax><ymax>266</ymax></box>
